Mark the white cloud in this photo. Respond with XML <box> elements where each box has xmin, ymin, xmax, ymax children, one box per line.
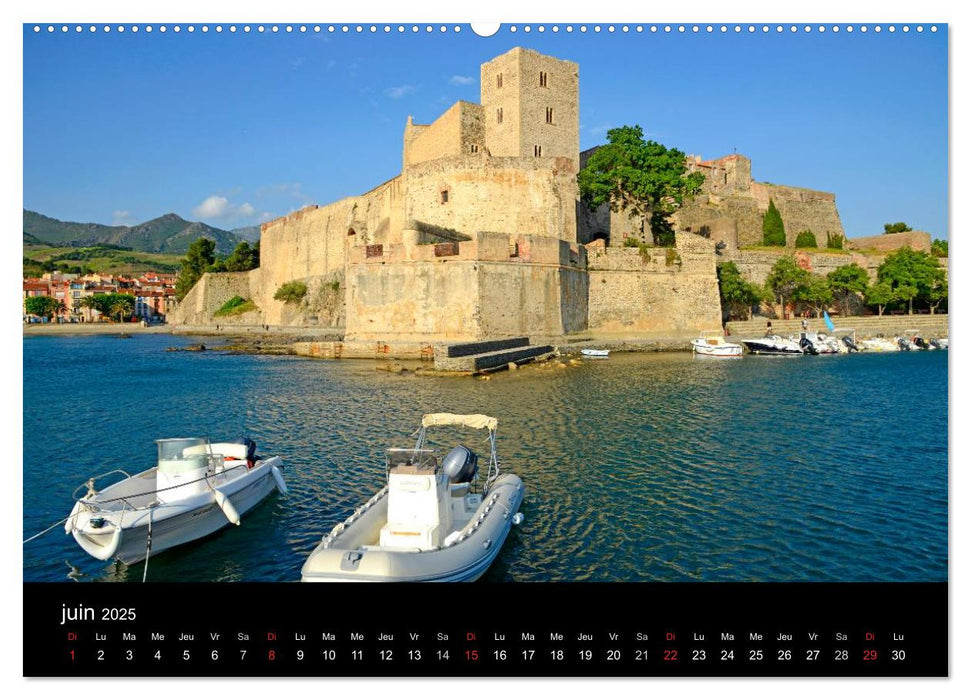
<box><xmin>193</xmin><ymin>195</ymin><xmax>230</xmax><ymax>219</ymax></box>
<box><xmin>289</xmin><ymin>57</ymin><xmax>306</xmax><ymax>70</ymax></box>
<box><xmin>258</xmin><ymin>211</ymin><xmax>275</xmax><ymax>223</ymax></box>
<box><xmin>448</xmin><ymin>75</ymin><xmax>474</xmax><ymax>86</ymax></box>
<box><xmin>112</xmin><ymin>210</ymin><xmax>132</xmax><ymax>226</ymax></box>
<box><xmin>193</xmin><ymin>195</ymin><xmax>258</xmax><ymax>223</ymax></box>
<box><xmin>384</xmin><ymin>84</ymin><xmax>415</xmax><ymax>99</ymax></box>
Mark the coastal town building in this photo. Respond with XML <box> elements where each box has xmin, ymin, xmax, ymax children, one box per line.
<box><xmin>22</xmin><ymin>271</ymin><xmax>177</xmax><ymax>322</ymax></box>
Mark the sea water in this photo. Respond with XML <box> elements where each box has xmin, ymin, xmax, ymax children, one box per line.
<box><xmin>23</xmin><ymin>334</ymin><xmax>947</xmax><ymax>582</ymax></box>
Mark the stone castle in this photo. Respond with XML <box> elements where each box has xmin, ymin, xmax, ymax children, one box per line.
<box><xmin>172</xmin><ymin>47</ymin><xmax>911</xmax><ymax>344</ymax></box>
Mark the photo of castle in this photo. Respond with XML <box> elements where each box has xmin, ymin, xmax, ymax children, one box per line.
<box><xmin>172</xmin><ymin>44</ymin><xmax>941</xmax><ymax>353</ymax></box>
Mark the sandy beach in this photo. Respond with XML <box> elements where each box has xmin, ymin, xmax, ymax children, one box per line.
<box><xmin>22</xmin><ymin>322</ymin><xmax>172</xmax><ymax>336</ymax></box>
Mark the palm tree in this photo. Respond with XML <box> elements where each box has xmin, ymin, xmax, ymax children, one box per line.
<box><xmin>109</xmin><ymin>297</ymin><xmax>134</xmax><ymax>323</ymax></box>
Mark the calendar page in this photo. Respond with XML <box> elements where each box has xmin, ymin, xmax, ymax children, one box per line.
<box><xmin>21</xmin><ymin>15</ymin><xmax>949</xmax><ymax>679</ymax></box>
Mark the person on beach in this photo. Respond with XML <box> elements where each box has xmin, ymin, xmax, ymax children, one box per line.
<box><xmin>765</xmin><ymin>320</ymin><xmax>772</xmax><ymax>336</ymax></box>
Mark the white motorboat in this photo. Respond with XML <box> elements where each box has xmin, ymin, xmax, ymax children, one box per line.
<box><xmin>897</xmin><ymin>335</ymin><xmax>920</xmax><ymax>351</ymax></box>
<box><xmin>301</xmin><ymin>413</ymin><xmax>525</xmax><ymax>582</ymax></box>
<box><xmin>740</xmin><ymin>335</ymin><xmax>804</xmax><ymax>355</ymax></box>
<box><xmin>860</xmin><ymin>337</ymin><xmax>900</xmax><ymax>352</ymax></box>
<box><xmin>65</xmin><ymin>437</ymin><xmax>286</xmax><ymax>564</ymax></box>
<box><xmin>691</xmin><ymin>330</ymin><xmax>743</xmax><ymax>357</ymax></box>
<box><xmin>581</xmin><ymin>348</ymin><xmax>610</xmax><ymax>357</ymax></box>
<box><xmin>931</xmin><ymin>338</ymin><xmax>949</xmax><ymax>350</ymax></box>
<box><xmin>795</xmin><ymin>330</ymin><xmax>840</xmax><ymax>355</ymax></box>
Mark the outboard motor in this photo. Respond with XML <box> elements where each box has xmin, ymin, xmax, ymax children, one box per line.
<box><xmin>232</xmin><ymin>437</ymin><xmax>258</xmax><ymax>467</ymax></box>
<box><xmin>914</xmin><ymin>336</ymin><xmax>930</xmax><ymax>350</ymax></box>
<box><xmin>799</xmin><ymin>337</ymin><xmax>818</xmax><ymax>355</ymax></box>
<box><xmin>842</xmin><ymin>335</ymin><xmax>859</xmax><ymax>352</ymax></box>
<box><xmin>442</xmin><ymin>445</ymin><xmax>479</xmax><ymax>483</ymax></box>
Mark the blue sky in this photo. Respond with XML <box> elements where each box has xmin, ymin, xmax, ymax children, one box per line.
<box><xmin>23</xmin><ymin>23</ymin><xmax>948</xmax><ymax>239</ymax></box>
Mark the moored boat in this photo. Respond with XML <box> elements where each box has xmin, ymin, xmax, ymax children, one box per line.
<box><xmin>581</xmin><ymin>348</ymin><xmax>610</xmax><ymax>357</ymax></box>
<box><xmin>65</xmin><ymin>437</ymin><xmax>286</xmax><ymax>564</ymax></box>
<box><xmin>859</xmin><ymin>337</ymin><xmax>899</xmax><ymax>352</ymax></box>
<box><xmin>691</xmin><ymin>330</ymin><xmax>743</xmax><ymax>357</ymax></box>
<box><xmin>301</xmin><ymin>413</ymin><xmax>525</xmax><ymax>582</ymax></box>
<box><xmin>740</xmin><ymin>335</ymin><xmax>804</xmax><ymax>355</ymax></box>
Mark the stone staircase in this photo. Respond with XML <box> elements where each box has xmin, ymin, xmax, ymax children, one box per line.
<box><xmin>434</xmin><ymin>337</ymin><xmax>555</xmax><ymax>372</ymax></box>
<box><xmin>725</xmin><ymin>314</ymin><xmax>949</xmax><ymax>339</ymax></box>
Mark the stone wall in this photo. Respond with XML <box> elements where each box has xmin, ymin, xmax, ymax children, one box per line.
<box><xmin>586</xmin><ymin>232</ymin><xmax>722</xmax><ymax>334</ymax></box>
<box><xmin>168</xmin><ymin>269</ymin><xmax>259</xmax><ymax>326</ymax></box>
<box><xmin>726</xmin><ymin>249</ymin><xmax>882</xmax><ymax>285</ymax></box>
<box><xmin>750</xmin><ymin>182</ymin><xmax>845</xmax><ymax>247</ymax></box>
<box><xmin>846</xmin><ymin>230</ymin><xmax>932</xmax><ymax>254</ymax></box>
<box><xmin>677</xmin><ymin>153</ymin><xmax>845</xmax><ymax>248</ymax></box>
<box><xmin>404</xmin><ymin>156</ymin><xmax>578</xmax><ymax>242</ymax></box>
<box><xmin>345</xmin><ymin>231</ymin><xmax>587</xmax><ymax>341</ymax></box>
<box><xmin>403</xmin><ymin>101</ymin><xmax>484</xmax><ymax>166</ymax></box>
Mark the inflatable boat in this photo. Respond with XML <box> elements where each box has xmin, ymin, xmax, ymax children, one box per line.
<box><xmin>301</xmin><ymin>413</ymin><xmax>525</xmax><ymax>582</ymax></box>
<box><xmin>65</xmin><ymin>437</ymin><xmax>286</xmax><ymax>564</ymax></box>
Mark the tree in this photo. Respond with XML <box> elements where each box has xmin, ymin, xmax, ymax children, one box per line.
<box><xmin>716</xmin><ymin>261</ymin><xmax>763</xmax><ymax>321</ymax></box>
<box><xmin>108</xmin><ymin>294</ymin><xmax>135</xmax><ymax>322</ymax></box>
<box><xmin>926</xmin><ymin>277</ymin><xmax>947</xmax><ymax>315</ymax></box>
<box><xmin>762</xmin><ymin>199</ymin><xmax>786</xmax><ymax>246</ymax></box>
<box><xmin>80</xmin><ymin>293</ymin><xmax>135</xmax><ymax>321</ymax></box>
<box><xmin>223</xmin><ymin>241</ymin><xmax>260</xmax><ymax>272</ymax></box>
<box><xmin>765</xmin><ymin>255</ymin><xmax>809</xmax><ymax>318</ymax></box>
<box><xmin>826</xmin><ymin>232</ymin><xmax>844</xmax><ymax>250</ymax></box>
<box><xmin>578</xmin><ymin>125</ymin><xmax>705</xmax><ymax>246</ymax></box>
<box><xmin>25</xmin><ymin>295</ymin><xmax>64</xmax><ymax>320</ymax></box>
<box><xmin>827</xmin><ymin>263</ymin><xmax>870</xmax><ymax>317</ymax></box>
<box><xmin>865</xmin><ymin>281</ymin><xmax>894</xmax><ymax>316</ymax></box>
<box><xmin>931</xmin><ymin>238</ymin><xmax>948</xmax><ymax>258</ymax></box>
<box><xmin>883</xmin><ymin>222</ymin><xmax>913</xmax><ymax>234</ymax></box>
<box><xmin>792</xmin><ymin>274</ymin><xmax>832</xmax><ymax>318</ymax></box>
<box><xmin>175</xmin><ymin>237</ymin><xmax>217</xmax><ymax>301</ymax></box>
<box><xmin>79</xmin><ymin>295</ymin><xmax>104</xmax><ymax>320</ymax></box>
<box><xmin>877</xmin><ymin>247</ymin><xmax>946</xmax><ymax>315</ymax></box>
<box><xmin>794</xmin><ymin>229</ymin><xmax>817</xmax><ymax>248</ymax></box>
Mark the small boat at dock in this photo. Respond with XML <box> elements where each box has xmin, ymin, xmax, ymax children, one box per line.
<box><xmin>691</xmin><ymin>330</ymin><xmax>743</xmax><ymax>357</ymax></box>
<box><xmin>301</xmin><ymin>413</ymin><xmax>524</xmax><ymax>582</ymax></box>
<box><xmin>740</xmin><ymin>335</ymin><xmax>804</xmax><ymax>356</ymax></box>
<box><xmin>65</xmin><ymin>437</ymin><xmax>286</xmax><ymax>564</ymax></box>
<box><xmin>581</xmin><ymin>348</ymin><xmax>610</xmax><ymax>357</ymax></box>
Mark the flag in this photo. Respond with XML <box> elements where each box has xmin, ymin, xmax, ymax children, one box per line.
<box><xmin>823</xmin><ymin>310</ymin><xmax>835</xmax><ymax>332</ymax></box>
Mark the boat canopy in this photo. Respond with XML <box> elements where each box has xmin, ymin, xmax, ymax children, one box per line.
<box><xmin>421</xmin><ymin>413</ymin><xmax>498</xmax><ymax>432</ymax></box>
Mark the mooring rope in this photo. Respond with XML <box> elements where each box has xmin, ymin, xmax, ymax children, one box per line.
<box><xmin>22</xmin><ymin>516</ymin><xmax>72</xmax><ymax>545</ymax></box>
<box><xmin>23</xmin><ymin>461</ymin><xmax>254</xmax><ymax>545</ymax></box>
<box><xmin>142</xmin><ymin>506</ymin><xmax>154</xmax><ymax>583</ymax></box>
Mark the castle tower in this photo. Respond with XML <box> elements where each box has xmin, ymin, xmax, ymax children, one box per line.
<box><xmin>480</xmin><ymin>47</ymin><xmax>579</xmax><ymax>164</ymax></box>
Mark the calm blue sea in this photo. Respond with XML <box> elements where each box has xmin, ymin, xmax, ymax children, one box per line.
<box><xmin>23</xmin><ymin>334</ymin><xmax>948</xmax><ymax>582</ymax></box>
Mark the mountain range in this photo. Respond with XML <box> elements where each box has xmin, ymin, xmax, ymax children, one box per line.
<box><xmin>22</xmin><ymin>210</ymin><xmax>260</xmax><ymax>256</ymax></box>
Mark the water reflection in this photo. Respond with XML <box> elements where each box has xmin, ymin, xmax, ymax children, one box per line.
<box><xmin>24</xmin><ymin>335</ymin><xmax>947</xmax><ymax>582</ymax></box>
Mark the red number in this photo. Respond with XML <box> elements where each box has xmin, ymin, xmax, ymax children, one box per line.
<box><xmin>465</xmin><ymin>649</ymin><xmax>479</xmax><ymax>661</ymax></box>
<box><xmin>663</xmin><ymin>649</ymin><xmax>678</xmax><ymax>662</ymax></box>
<box><xmin>863</xmin><ymin>649</ymin><xmax>878</xmax><ymax>661</ymax></box>
<box><xmin>268</xmin><ymin>649</ymin><xmax>276</xmax><ymax>661</ymax></box>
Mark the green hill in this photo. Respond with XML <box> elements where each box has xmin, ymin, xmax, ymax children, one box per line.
<box><xmin>230</xmin><ymin>225</ymin><xmax>262</xmax><ymax>243</ymax></box>
<box><xmin>23</xmin><ymin>210</ymin><xmax>243</xmax><ymax>256</ymax></box>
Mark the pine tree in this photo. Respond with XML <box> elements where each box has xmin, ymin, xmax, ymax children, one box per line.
<box><xmin>762</xmin><ymin>199</ymin><xmax>786</xmax><ymax>246</ymax></box>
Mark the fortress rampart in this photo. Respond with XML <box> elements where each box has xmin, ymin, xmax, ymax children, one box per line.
<box><xmin>171</xmin><ymin>47</ymin><xmax>922</xmax><ymax>346</ymax></box>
